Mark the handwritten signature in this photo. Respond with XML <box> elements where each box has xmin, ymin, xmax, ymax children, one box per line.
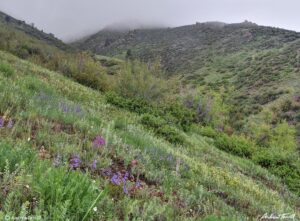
<box><xmin>260</xmin><ymin>213</ymin><xmax>296</xmax><ymax>220</ymax></box>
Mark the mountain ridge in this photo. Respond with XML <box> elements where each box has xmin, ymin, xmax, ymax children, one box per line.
<box><xmin>0</xmin><ymin>10</ymin><xmax>69</xmax><ymax>50</ymax></box>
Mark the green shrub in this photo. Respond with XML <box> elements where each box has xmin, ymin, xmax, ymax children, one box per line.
<box><xmin>163</xmin><ymin>101</ymin><xmax>195</xmax><ymax>131</ymax></box>
<box><xmin>197</xmin><ymin>126</ymin><xmax>218</xmax><ymax>138</ymax></box>
<box><xmin>0</xmin><ymin>141</ymin><xmax>36</xmax><ymax>172</ymax></box>
<box><xmin>141</xmin><ymin>114</ymin><xmax>186</xmax><ymax>145</ymax></box>
<box><xmin>156</xmin><ymin>125</ymin><xmax>186</xmax><ymax>145</ymax></box>
<box><xmin>114</xmin><ymin>117</ymin><xmax>128</xmax><ymax>130</ymax></box>
<box><xmin>0</xmin><ymin>62</ymin><xmax>14</xmax><ymax>77</ymax></box>
<box><xmin>214</xmin><ymin>134</ymin><xmax>255</xmax><ymax>158</ymax></box>
<box><xmin>106</xmin><ymin>92</ymin><xmax>152</xmax><ymax>114</ymax></box>
<box><xmin>74</xmin><ymin>71</ymin><xmax>104</xmax><ymax>91</ymax></box>
<box><xmin>141</xmin><ymin>114</ymin><xmax>166</xmax><ymax>129</ymax></box>
<box><xmin>252</xmin><ymin>148</ymin><xmax>292</xmax><ymax>168</ymax></box>
<box><xmin>32</xmin><ymin>163</ymin><xmax>102</xmax><ymax>221</ymax></box>
<box><xmin>113</xmin><ymin>60</ymin><xmax>170</xmax><ymax>102</ymax></box>
<box><xmin>106</xmin><ymin>92</ymin><xmax>197</xmax><ymax>131</ymax></box>
<box><xmin>252</xmin><ymin>149</ymin><xmax>300</xmax><ymax>195</ymax></box>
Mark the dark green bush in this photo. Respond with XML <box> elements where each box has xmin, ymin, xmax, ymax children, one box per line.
<box><xmin>252</xmin><ymin>149</ymin><xmax>291</xmax><ymax>168</ymax></box>
<box><xmin>74</xmin><ymin>72</ymin><xmax>104</xmax><ymax>91</ymax></box>
<box><xmin>163</xmin><ymin>101</ymin><xmax>195</xmax><ymax>131</ymax></box>
<box><xmin>214</xmin><ymin>134</ymin><xmax>255</xmax><ymax>158</ymax></box>
<box><xmin>106</xmin><ymin>92</ymin><xmax>197</xmax><ymax>131</ymax></box>
<box><xmin>198</xmin><ymin>126</ymin><xmax>218</xmax><ymax>138</ymax></box>
<box><xmin>141</xmin><ymin>114</ymin><xmax>186</xmax><ymax>145</ymax></box>
<box><xmin>252</xmin><ymin>149</ymin><xmax>300</xmax><ymax>195</ymax></box>
<box><xmin>106</xmin><ymin>92</ymin><xmax>152</xmax><ymax>114</ymax></box>
<box><xmin>141</xmin><ymin>114</ymin><xmax>166</xmax><ymax>129</ymax></box>
<box><xmin>157</xmin><ymin>125</ymin><xmax>186</xmax><ymax>145</ymax></box>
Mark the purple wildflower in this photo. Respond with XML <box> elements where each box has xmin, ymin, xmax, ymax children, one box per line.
<box><xmin>167</xmin><ymin>154</ymin><xmax>174</xmax><ymax>162</ymax></box>
<box><xmin>123</xmin><ymin>171</ymin><xmax>129</xmax><ymax>183</ymax></box>
<box><xmin>0</xmin><ymin>117</ymin><xmax>4</xmax><ymax>128</ymax></box>
<box><xmin>123</xmin><ymin>185</ymin><xmax>128</xmax><ymax>194</ymax></box>
<box><xmin>69</xmin><ymin>154</ymin><xmax>81</xmax><ymax>169</ymax></box>
<box><xmin>110</xmin><ymin>172</ymin><xmax>131</xmax><ymax>194</ymax></box>
<box><xmin>111</xmin><ymin>173</ymin><xmax>121</xmax><ymax>185</ymax></box>
<box><xmin>53</xmin><ymin>154</ymin><xmax>62</xmax><ymax>167</ymax></box>
<box><xmin>60</xmin><ymin>102</ymin><xmax>70</xmax><ymax>113</ymax></box>
<box><xmin>91</xmin><ymin>160</ymin><xmax>97</xmax><ymax>170</ymax></box>
<box><xmin>93</xmin><ymin>136</ymin><xmax>106</xmax><ymax>148</ymax></box>
<box><xmin>135</xmin><ymin>180</ymin><xmax>141</xmax><ymax>188</ymax></box>
<box><xmin>7</xmin><ymin>119</ymin><xmax>13</xmax><ymax>129</ymax></box>
<box><xmin>74</xmin><ymin>105</ymin><xmax>82</xmax><ymax>113</ymax></box>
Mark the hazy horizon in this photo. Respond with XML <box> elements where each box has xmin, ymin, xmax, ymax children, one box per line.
<box><xmin>0</xmin><ymin>0</ymin><xmax>299</xmax><ymax>42</ymax></box>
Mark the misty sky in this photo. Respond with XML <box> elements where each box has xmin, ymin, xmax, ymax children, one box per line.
<box><xmin>0</xmin><ymin>0</ymin><xmax>299</xmax><ymax>42</ymax></box>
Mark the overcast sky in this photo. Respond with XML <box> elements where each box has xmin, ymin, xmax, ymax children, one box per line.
<box><xmin>0</xmin><ymin>0</ymin><xmax>299</xmax><ymax>42</ymax></box>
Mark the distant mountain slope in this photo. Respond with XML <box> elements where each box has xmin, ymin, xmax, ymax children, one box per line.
<box><xmin>75</xmin><ymin>22</ymin><xmax>300</xmax><ymax>136</ymax></box>
<box><xmin>0</xmin><ymin>10</ymin><xmax>69</xmax><ymax>50</ymax></box>
<box><xmin>74</xmin><ymin>21</ymin><xmax>300</xmax><ymax>75</ymax></box>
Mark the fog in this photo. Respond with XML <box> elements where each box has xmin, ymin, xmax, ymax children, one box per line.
<box><xmin>0</xmin><ymin>0</ymin><xmax>299</xmax><ymax>42</ymax></box>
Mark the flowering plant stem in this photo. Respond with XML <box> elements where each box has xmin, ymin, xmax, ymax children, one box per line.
<box><xmin>81</xmin><ymin>188</ymin><xmax>107</xmax><ymax>221</ymax></box>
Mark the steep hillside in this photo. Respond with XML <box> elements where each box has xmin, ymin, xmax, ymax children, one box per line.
<box><xmin>74</xmin><ymin>21</ymin><xmax>300</xmax><ymax>75</ymax></box>
<box><xmin>75</xmin><ymin>22</ymin><xmax>300</xmax><ymax>142</ymax></box>
<box><xmin>0</xmin><ymin>50</ymin><xmax>299</xmax><ymax>220</ymax></box>
<box><xmin>0</xmin><ymin>11</ymin><xmax>69</xmax><ymax>50</ymax></box>
<box><xmin>0</xmin><ymin>11</ymin><xmax>122</xmax><ymax>91</ymax></box>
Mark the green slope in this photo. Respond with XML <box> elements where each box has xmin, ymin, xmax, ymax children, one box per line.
<box><xmin>75</xmin><ymin>22</ymin><xmax>300</xmax><ymax>145</ymax></box>
<box><xmin>74</xmin><ymin>21</ymin><xmax>300</xmax><ymax>75</ymax></box>
<box><xmin>0</xmin><ymin>10</ymin><xmax>69</xmax><ymax>51</ymax></box>
<box><xmin>0</xmin><ymin>51</ymin><xmax>299</xmax><ymax>220</ymax></box>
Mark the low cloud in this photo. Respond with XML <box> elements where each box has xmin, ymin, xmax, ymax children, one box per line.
<box><xmin>0</xmin><ymin>0</ymin><xmax>299</xmax><ymax>42</ymax></box>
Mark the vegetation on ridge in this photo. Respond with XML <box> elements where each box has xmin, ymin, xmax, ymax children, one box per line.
<box><xmin>0</xmin><ymin>10</ymin><xmax>299</xmax><ymax>220</ymax></box>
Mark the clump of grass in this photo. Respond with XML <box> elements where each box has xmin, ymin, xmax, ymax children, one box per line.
<box><xmin>0</xmin><ymin>62</ymin><xmax>14</xmax><ymax>77</ymax></box>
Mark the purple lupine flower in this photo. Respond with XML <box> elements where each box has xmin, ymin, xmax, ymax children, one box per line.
<box><xmin>0</xmin><ymin>117</ymin><xmax>4</xmax><ymax>128</ymax></box>
<box><xmin>60</xmin><ymin>102</ymin><xmax>70</xmax><ymax>113</ymax></box>
<box><xmin>123</xmin><ymin>185</ymin><xmax>128</xmax><ymax>194</ymax></box>
<box><xmin>91</xmin><ymin>160</ymin><xmax>97</xmax><ymax>170</ymax></box>
<box><xmin>7</xmin><ymin>119</ymin><xmax>13</xmax><ymax>129</ymax></box>
<box><xmin>167</xmin><ymin>154</ymin><xmax>174</xmax><ymax>162</ymax></box>
<box><xmin>74</xmin><ymin>105</ymin><xmax>82</xmax><ymax>113</ymax></box>
<box><xmin>93</xmin><ymin>136</ymin><xmax>106</xmax><ymax>148</ymax></box>
<box><xmin>111</xmin><ymin>173</ymin><xmax>121</xmax><ymax>185</ymax></box>
<box><xmin>69</xmin><ymin>154</ymin><xmax>81</xmax><ymax>169</ymax></box>
<box><xmin>53</xmin><ymin>154</ymin><xmax>62</xmax><ymax>167</ymax></box>
<box><xmin>111</xmin><ymin>172</ymin><xmax>130</xmax><ymax>194</ymax></box>
<box><xmin>123</xmin><ymin>171</ymin><xmax>129</xmax><ymax>183</ymax></box>
<box><xmin>135</xmin><ymin>180</ymin><xmax>141</xmax><ymax>188</ymax></box>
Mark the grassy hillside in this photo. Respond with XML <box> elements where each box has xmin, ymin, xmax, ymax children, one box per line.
<box><xmin>0</xmin><ymin>11</ymin><xmax>69</xmax><ymax>51</ymax></box>
<box><xmin>1</xmin><ymin>50</ymin><xmax>299</xmax><ymax>220</ymax></box>
<box><xmin>0</xmin><ymin>11</ymin><xmax>299</xmax><ymax>220</ymax></box>
<box><xmin>0</xmin><ymin>11</ymin><xmax>123</xmax><ymax>91</ymax></box>
<box><xmin>75</xmin><ymin>22</ymin><xmax>300</xmax><ymax>145</ymax></box>
<box><xmin>74</xmin><ymin>21</ymin><xmax>300</xmax><ymax>75</ymax></box>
